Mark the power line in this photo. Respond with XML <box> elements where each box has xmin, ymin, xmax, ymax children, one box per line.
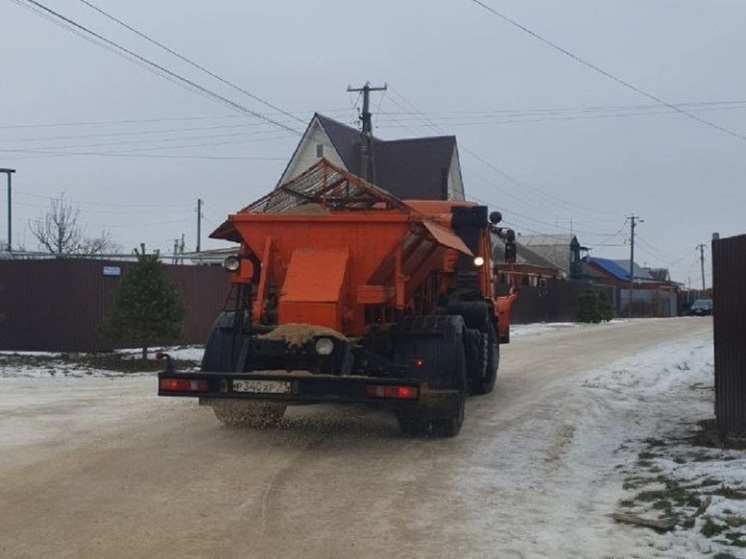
<box><xmin>12</xmin><ymin>0</ymin><xmax>303</xmax><ymax>135</ymax></box>
<box><xmin>3</xmin><ymin>98</ymin><xmax>744</xmax><ymax>132</ymax></box>
<box><xmin>76</xmin><ymin>0</ymin><xmax>306</xmax><ymax>127</ymax></box>
<box><xmin>388</xmin><ymin>86</ymin><xmax>618</xmax><ymax>221</ymax></box>
<box><xmin>468</xmin><ymin>0</ymin><xmax>746</xmax><ymax>143</ymax></box>
<box><xmin>0</xmin><ymin>121</ymin><xmax>293</xmax><ymax>144</ymax></box>
<box><xmin>5</xmin><ymin>149</ymin><xmax>288</xmax><ymax>161</ymax></box>
<box><xmin>16</xmin><ymin>190</ymin><xmax>193</xmax><ymax>209</ymax></box>
<box><xmin>376</xmin><ymin>99</ymin><xmax>746</xmax><ymax>118</ymax></box>
<box><xmin>374</xmin><ymin>101</ymin><xmax>746</xmax><ymax>128</ymax></box>
<box><xmin>0</xmin><ymin>128</ymin><xmax>295</xmax><ymax>153</ymax></box>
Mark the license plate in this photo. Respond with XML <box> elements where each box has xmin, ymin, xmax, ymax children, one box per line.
<box><xmin>232</xmin><ymin>379</ymin><xmax>292</xmax><ymax>394</ymax></box>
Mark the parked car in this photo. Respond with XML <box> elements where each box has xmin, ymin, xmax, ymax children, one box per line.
<box><xmin>688</xmin><ymin>298</ymin><xmax>713</xmax><ymax>316</ymax></box>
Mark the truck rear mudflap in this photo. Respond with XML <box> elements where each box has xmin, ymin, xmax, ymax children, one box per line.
<box><xmin>157</xmin><ymin>370</ymin><xmax>459</xmax><ymax>411</ymax></box>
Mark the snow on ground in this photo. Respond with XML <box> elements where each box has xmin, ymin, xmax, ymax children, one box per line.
<box><xmin>582</xmin><ymin>337</ymin><xmax>746</xmax><ymax>557</ymax></box>
<box><xmin>0</xmin><ymin>322</ymin><xmax>743</xmax><ymax>557</ymax></box>
<box><xmin>0</xmin><ymin>346</ymin><xmax>203</xmax><ymax>378</ymax></box>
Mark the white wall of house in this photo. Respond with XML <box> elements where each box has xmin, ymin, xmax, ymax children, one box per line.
<box><xmin>279</xmin><ymin>118</ymin><xmax>346</xmax><ymax>184</ymax></box>
<box><xmin>447</xmin><ymin>147</ymin><xmax>465</xmax><ymax>200</ymax></box>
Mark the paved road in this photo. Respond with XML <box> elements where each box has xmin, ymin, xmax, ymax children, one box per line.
<box><xmin>0</xmin><ymin>318</ymin><xmax>712</xmax><ymax>559</ymax></box>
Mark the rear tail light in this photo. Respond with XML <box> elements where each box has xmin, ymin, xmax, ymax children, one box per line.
<box><xmin>365</xmin><ymin>384</ymin><xmax>419</xmax><ymax>400</ymax></box>
<box><xmin>159</xmin><ymin>378</ymin><xmax>209</xmax><ymax>393</ymax></box>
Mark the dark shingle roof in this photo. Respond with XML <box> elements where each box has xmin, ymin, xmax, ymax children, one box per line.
<box><xmin>315</xmin><ymin>114</ymin><xmax>458</xmax><ymax>200</ymax></box>
<box><xmin>315</xmin><ymin>114</ymin><xmax>362</xmax><ymax>171</ymax></box>
<box><xmin>374</xmin><ymin>136</ymin><xmax>457</xmax><ymax>200</ymax></box>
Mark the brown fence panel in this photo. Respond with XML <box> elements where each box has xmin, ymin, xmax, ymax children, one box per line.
<box><xmin>712</xmin><ymin>234</ymin><xmax>746</xmax><ymax>436</ymax></box>
<box><xmin>0</xmin><ymin>259</ymin><xmax>230</xmax><ymax>353</ymax></box>
<box><xmin>506</xmin><ymin>279</ymin><xmax>615</xmax><ymax>324</ymax></box>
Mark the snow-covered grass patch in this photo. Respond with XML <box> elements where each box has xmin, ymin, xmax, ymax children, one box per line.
<box><xmin>0</xmin><ymin>346</ymin><xmax>202</xmax><ymax>378</ymax></box>
<box><xmin>586</xmin><ymin>336</ymin><xmax>746</xmax><ymax>557</ymax></box>
<box><xmin>510</xmin><ymin>318</ymin><xmax>633</xmax><ymax>338</ymax></box>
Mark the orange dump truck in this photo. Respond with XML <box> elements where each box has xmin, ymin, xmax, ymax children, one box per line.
<box><xmin>158</xmin><ymin>159</ymin><xmax>517</xmax><ymax>437</ymax></box>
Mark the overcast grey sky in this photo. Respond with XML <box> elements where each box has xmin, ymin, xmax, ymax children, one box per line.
<box><xmin>2</xmin><ymin>0</ymin><xmax>745</xmax><ymax>287</ymax></box>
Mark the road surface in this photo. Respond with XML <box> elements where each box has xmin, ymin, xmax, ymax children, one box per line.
<box><xmin>0</xmin><ymin>318</ymin><xmax>712</xmax><ymax>559</ymax></box>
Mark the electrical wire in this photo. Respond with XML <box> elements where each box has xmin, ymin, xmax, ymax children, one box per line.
<box><xmin>0</xmin><ymin>120</ymin><xmax>294</xmax><ymax>144</ymax></box>
<box><xmin>388</xmin><ymin>86</ymin><xmax>619</xmax><ymax>221</ymax></box>
<box><xmin>12</xmin><ymin>0</ymin><xmax>303</xmax><ymax>135</ymax></box>
<box><xmin>76</xmin><ymin>0</ymin><xmax>306</xmax><ymax>126</ymax></box>
<box><xmin>468</xmin><ymin>0</ymin><xmax>746</xmax><ymax>143</ymax></box>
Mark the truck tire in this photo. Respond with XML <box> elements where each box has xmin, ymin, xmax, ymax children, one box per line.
<box><xmin>394</xmin><ymin>315</ymin><xmax>467</xmax><ymax>437</ymax></box>
<box><xmin>470</xmin><ymin>321</ymin><xmax>499</xmax><ymax>395</ymax></box>
<box><xmin>210</xmin><ymin>399</ymin><xmax>286</xmax><ymax>428</ymax></box>
<box><xmin>445</xmin><ymin>301</ymin><xmax>499</xmax><ymax>395</ymax></box>
<box><xmin>201</xmin><ymin>311</ymin><xmax>248</xmax><ymax>372</ymax></box>
<box><xmin>396</xmin><ymin>413</ymin><xmax>431</xmax><ymax>437</ymax></box>
<box><xmin>430</xmin><ymin>332</ymin><xmax>467</xmax><ymax>437</ymax></box>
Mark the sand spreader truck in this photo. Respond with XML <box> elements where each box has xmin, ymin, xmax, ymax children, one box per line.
<box><xmin>158</xmin><ymin>159</ymin><xmax>517</xmax><ymax>436</ymax></box>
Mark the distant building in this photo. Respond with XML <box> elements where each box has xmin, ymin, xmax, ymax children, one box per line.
<box><xmin>582</xmin><ymin>256</ymin><xmax>679</xmax><ymax>317</ymax></box>
<box><xmin>514</xmin><ymin>234</ymin><xmax>588</xmax><ymax>279</ymax></box>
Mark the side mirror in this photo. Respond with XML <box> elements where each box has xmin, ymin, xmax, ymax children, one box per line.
<box><xmin>489</xmin><ymin>211</ymin><xmax>502</xmax><ymax>225</ymax></box>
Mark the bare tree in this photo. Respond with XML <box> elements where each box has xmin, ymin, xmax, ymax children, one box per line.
<box><xmin>29</xmin><ymin>192</ymin><xmax>117</xmax><ymax>255</ymax></box>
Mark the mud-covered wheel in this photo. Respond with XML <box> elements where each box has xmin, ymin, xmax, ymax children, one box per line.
<box><xmin>396</xmin><ymin>411</ymin><xmax>430</xmax><ymax>436</ymax></box>
<box><xmin>447</xmin><ymin>301</ymin><xmax>498</xmax><ymax>396</ymax></box>
<box><xmin>211</xmin><ymin>400</ymin><xmax>286</xmax><ymax>428</ymax></box>
<box><xmin>430</xmin><ymin>391</ymin><xmax>465</xmax><ymax>437</ymax></box>
<box><xmin>431</xmin><ymin>349</ymin><xmax>467</xmax><ymax>437</ymax></box>
<box><xmin>470</xmin><ymin>321</ymin><xmax>499</xmax><ymax>395</ymax></box>
<box><xmin>393</xmin><ymin>315</ymin><xmax>468</xmax><ymax>438</ymax></box>
<box><xmin>201</xmin><ymin>311</ymin><xmax>249</xmax><ymax>373</ymax></box>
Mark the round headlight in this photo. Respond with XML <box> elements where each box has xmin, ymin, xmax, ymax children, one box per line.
<box><xmin>315</xmin><ymin>338</ymin><xmax>335</xmax><ymax>356</ymax></box>
<box><xmin>473</xmin><ymin>256</ymin><xmax>485</xmax><ymax>267</ymax></box>
<box><xmin>223</xmin><ymin>255</ymin><xmax>240</xmax><ymax>271</ymax></box>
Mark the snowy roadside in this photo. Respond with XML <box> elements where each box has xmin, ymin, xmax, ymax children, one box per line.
<box><xmin>0</xmin><ymin>346</ymin><xmax>203</xmax><ymax>378</ymax></box>
<box><xmin>584</xmin><ymin>336</ymin><xmax>746</xmax><ymax>558</ymax></box>
<box><xmin>0</xmin><ymin>320</ymin><xmax>743</xmax><ymax>557</ymax></box>
<box><xmin>0</xmin><ymin>323</ymin><xmax>582</xmax><ymax>379</ymax></box>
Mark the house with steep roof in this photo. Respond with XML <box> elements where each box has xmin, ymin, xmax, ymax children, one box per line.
<box><xmin>278</xmin><ymin>113</ymin><xmax>465</xmax><ymax>201</ymax></box>
<box><xmin>492</xmin><ymin>232</ymin><xmax>566</xmax><ymax>288</ymax></box>
<box><xmin>514</xmin><ymin>233</ymin><xmax>588</xmax><ymax>279</ymax></box>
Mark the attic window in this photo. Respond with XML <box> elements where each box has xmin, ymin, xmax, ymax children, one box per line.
<box><xmin>316</xmin><ymin>144</ymin><xmax>324</xmax><ymax>158</ymax></box>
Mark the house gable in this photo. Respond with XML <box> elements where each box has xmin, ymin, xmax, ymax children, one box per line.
<box><xmin>278</xmin><ymin>114</ymin><xmax>348</xmax><ymax>185</ymax></box>
<box><xmin>517</xmin><ymin>234</ymin><xmax>584</xmax><ymax>276</ymax></box>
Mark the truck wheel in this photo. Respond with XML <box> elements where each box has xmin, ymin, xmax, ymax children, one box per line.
<box><xmin>470</xmin><ymin>321</ymin><xmax>499</xmax><ymax>395</ymax></box>
<box><xmin>393</xmin><ymin>315</ymin><xmax>468</xmax><ymax>437</ymax></box>
<box><xmin>201</xmin><ymin>311</ymin><xmax>248</xmax><ymax>373</ymax></box>
<box><xmin>396</xmin><ymin>412</ymin><xmax>430</xmax><ymax>436</ymax></box>
<box><xmin>430</xmin><ymin>392</ymin><xmax>465</xmax><ymax>437</ymax></box>
<box><xmin>211</xmin><ymin>400</ymin><xmax>286</xmax><ymax>428</ymax></box>
<box><xmin>431</xmin><ymin>320</ymin><xmax>467</xmax><ymax>437</ymax></box>
<box><xmin>446</xmin><ymin>302</ymin><xmax>498</xmax><ymax>395</ymax></box>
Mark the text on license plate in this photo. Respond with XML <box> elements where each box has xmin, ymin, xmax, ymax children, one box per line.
<box><xmin>232</xmin><ymin>379</ymin><xmax>292</xmax><ymax>394</ymax></box>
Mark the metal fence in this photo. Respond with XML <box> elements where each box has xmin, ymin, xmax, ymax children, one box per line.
<box><xmin>712</xmin><ymin>233</ymin><xmax>746</xmax><ymax>436</ymax></box>
<box><xmin>503</xmin><ymin>279</ymin><xmax>615</xmax><ymax>324</ymax></box>
<box><xmin>0</xmin><ymin>259</ymin><xmax>230</xmax><ymax>353</ymax></box>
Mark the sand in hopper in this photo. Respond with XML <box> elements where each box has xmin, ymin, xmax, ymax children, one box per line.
<box><xmin>277</xmin><ymin>203</ymin><xmax>330</xmax><ymax>215</ymax></box>
<box><xmin>257</xmin><ymin>323</ymin><xmax>347</xmax><ymax>348</ymax></box>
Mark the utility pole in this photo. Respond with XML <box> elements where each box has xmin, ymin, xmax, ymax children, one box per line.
<box><xmin>628</xmin><ymin>215</ymin><xmax>643</xmax><ymax>317</ymax></box>
<box><xmin>196</xmin><ymin>198</ymin><xmax>203</xmax><ymax>253</ymax></box>
<box><xmin>697</xmin><ymin>243</ymin><xmax>706</xmax><ymax>291</ymax></box>
<box><xmin>0</xmin><ymin>168</ymin><xmax>16</xmax><ymax>252</ymax></box>
<box><xmin>347</xmin><ymin>82</ymin><xmax>387</xmax><ymax>183</ymax></box>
